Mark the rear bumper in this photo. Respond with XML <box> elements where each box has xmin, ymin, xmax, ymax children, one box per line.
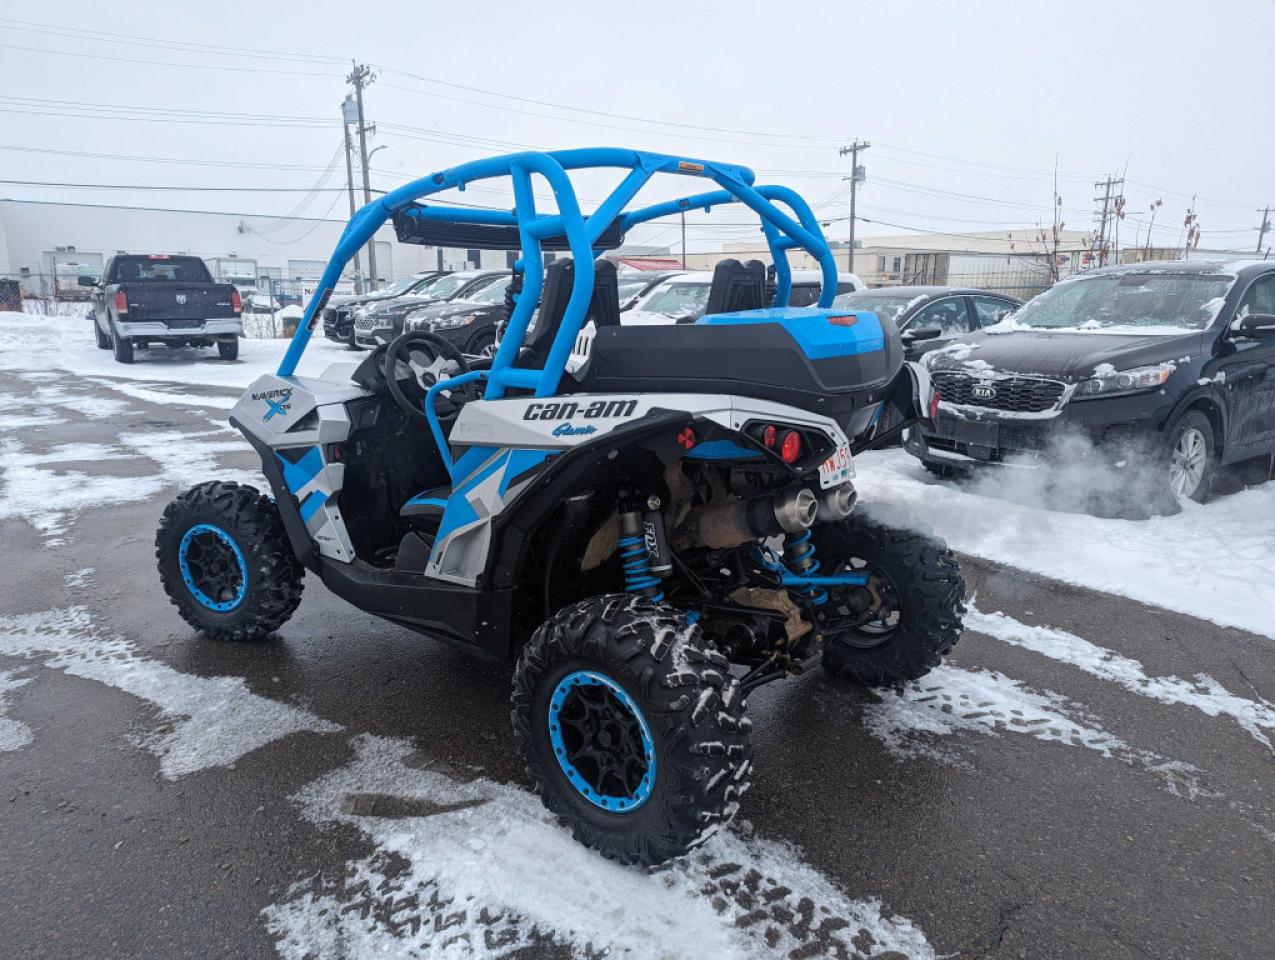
<box><xmin>116</xmin><ymin>318</ymin><xmax>243</xmax><ymax>338</ymax></box>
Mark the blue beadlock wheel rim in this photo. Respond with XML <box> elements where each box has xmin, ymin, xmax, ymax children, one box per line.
<box><xmin>178</xmin><ymin>523</ymin><xmax>249</xmax><ymax>612</ymax></box>
<box><xmin>547</xmin><ymin>670</ymin><xmax>656</xmax><ymax>813</ymax></box>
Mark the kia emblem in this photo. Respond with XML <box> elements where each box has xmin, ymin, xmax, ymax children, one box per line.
<box><xmin>971</xmin><ymin>383</ymin><xmax>997</xmax><ymax>400</ymax></box>
<box><xmin>176</xmin><ymin>293</ymin><xmax>187</xmax><ymax>305</ymax></box>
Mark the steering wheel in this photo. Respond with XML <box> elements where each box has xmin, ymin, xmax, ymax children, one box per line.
<box><xmin>382</xmin><ymin>330</ymin><xmax>479</xmax><ymax>423</ymax></box>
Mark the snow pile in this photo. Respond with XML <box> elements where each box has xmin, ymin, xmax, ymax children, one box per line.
<box><xmin>966</xmin><ymin>605</ymin><xmax>1275</xmax><ymax>750</ymax></box>
<box><xmin>0</xmin><ymin>606</ymin><xmax>340</xmax><ymax>778</ymax></box>
<box><xmin>265</xmin><ymin>734</ymin><xmax>935</xmax><ymax>960</ymax></box>
<box><xmin>856</xmin><ymin>449</ymin><xmax>1275</xmax><ymax>639</ymax></box>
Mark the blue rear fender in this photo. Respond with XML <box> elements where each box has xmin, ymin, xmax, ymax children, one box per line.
<box><xmin>696</xmin><ymin>306</ymin><xmax>886</xmax><ymax>361</ymax></box>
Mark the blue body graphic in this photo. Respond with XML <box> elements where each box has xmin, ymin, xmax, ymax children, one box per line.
<box><xmin>548</xmin><ymin>670</ymin><xmax>657</xmax><ymax>813</ymax></box>
<box><xmin>178</xmin><ymin>523</ymin><xmax>249</xmax><ymax>612</ymax></box>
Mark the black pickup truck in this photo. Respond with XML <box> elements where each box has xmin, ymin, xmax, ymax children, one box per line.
<box><xmin>85</xmin><ymin>254</ymin><xmax>244</xmax><ymax>364</ymax></box>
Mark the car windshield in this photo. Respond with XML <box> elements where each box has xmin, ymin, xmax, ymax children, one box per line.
<box><xmin>1004</xmin><ymin>273</ymin><xmax>1234</xmax><ymax>332</ymax></box>
<box><xmin>639</xmin><ymin>281</ymin><xmax>711</xmax><ymax>318</ymax></box>
<box><xmin>463</xmin><ymin>276</ymin><xmax>511</xmax><ymax>304</ymax></box>
<box><xmin>831</xmin><ymin>292</ymin><xmax>921</xmax><ymax>325</ymax></box>
<box><xmin>424</xmin><ymin>274</ymin><xmax>474</xmax><ymax>300</ymax></box>
<box><xmin>617</xmin><ymin>278</ymin><xmax>651</xmax><ymax>301</ymax></box>
<box><xmin>377</xmin><ymin>276</ymin><xmax>422</xmax><ymax>297</ymax></box>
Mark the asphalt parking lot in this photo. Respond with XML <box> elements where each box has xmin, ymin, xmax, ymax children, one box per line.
<box><xmin>1</xmin><ymin>365</ymin><xmax>1272</xmax><ymax>960</ymax></box>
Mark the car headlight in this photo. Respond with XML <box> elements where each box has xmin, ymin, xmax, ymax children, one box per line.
<box><xmin>1074</xmin><ymin>364</ymin><xmax>1173</xmax><ymax>399</ymax></box>
<box><xmin>429</xmin><ymin>314</ymin><xmax>475</xmax><ymax>330</ymax></box>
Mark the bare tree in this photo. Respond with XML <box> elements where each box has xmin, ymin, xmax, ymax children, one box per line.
<box><xmin>1143</xmin><ymin>198</ymin><xmax>1163</xmax><ymax>260</ymax></box>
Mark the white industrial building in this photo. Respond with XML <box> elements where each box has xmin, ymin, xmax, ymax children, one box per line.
<box><xmin>0</xmin><ymin>197</ymin><xmax>513</xmax><ymax>300</ymax></box>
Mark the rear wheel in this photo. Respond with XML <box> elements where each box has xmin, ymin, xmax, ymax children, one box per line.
<box><xmin>156</xmin><ymin>481</ymin><xmax>303</xmax><ymax>641</ymax></box>
<box><xmin>112</xmin><ymin>330</ymin><xmax>134</xmax><ymax>364</ymax></box>
<box><xmin>217</xmin><ymin>338</ymin><xmax>239</xmax><ymax>361</ymax></box>
<box><xmin>818</xmin><ymin>514</ymin><xmax>965</xmax><ymax>688</ymax></box>
<box><xmin>512</xmin><ymin>594</ymin><xmax>751</xmax><ymax>866</ymax></box>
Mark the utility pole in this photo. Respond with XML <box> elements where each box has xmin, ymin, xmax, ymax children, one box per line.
<box><xmin>1258</xmin><ymin>206</ymin><xmax>1271</xmax><ymax>255</ymax></box>
<box><xmin>680</xmin><ymin>210</ymin><xmax>687</xmax><ymax>268</ymax></box>
<box><xmin>1092</xmin><ymin>174</ymin><xmax>1123</xmax><ymax>266</ymax></box>
<box><xmin>838</xmin><ymin>140</ymin><xmax>870</xmax><ymax>275</ymax></box>
<box><xmin>347</xmin><ymin>61</ymin><xmax>378</xmax><ymax>289</ymax></box>
<box><xmin>341</xmin><ymin>96</ymin><xmax>365</xmax><ymax>294</ymax></box>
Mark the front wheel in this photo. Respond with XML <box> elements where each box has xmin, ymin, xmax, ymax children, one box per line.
<box><xmin>217</xmin><ymin>337</ymin><xmax>239</xmax><ymax>361</ymax></box>
<box><xmin>512</xmin><ymin>594</ymin><xmax>752</xmax><ymax>866</ymax></box>
<box><xmin>1165</xmin><ymin>410</ymin><xmax>1215</xmax><ymax>504</ymax></box>
<box><xmin>156</xmin><ymin>481</ymin><xmax>304</xmax><ymax>641</ymax></box>
<box><xmin>818</xmin><ymin>514</ymin><xmax>965</xmax><ymax>688</ymax></box>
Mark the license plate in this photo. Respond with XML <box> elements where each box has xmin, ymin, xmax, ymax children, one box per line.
<box><xmin>818</xmin><ymin>443</ymin><xmax>853</xmax><ymax>489</ymax></box>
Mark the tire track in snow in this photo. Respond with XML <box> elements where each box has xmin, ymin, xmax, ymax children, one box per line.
<box><xmin>264</xmin><ymin>734</ymin><xmax>936</xmax><ymax>960</ymax></box>
<box><xmin>965</xmin><ymin>603</ymin><xmax>1275</xmax><ymax>752</ymax></box>
<box><xmin>0</xmin><ymin>669</ymin><xmax>33</xmax><ymax>751</ymax></box>
<box><xmin>0</xmin><ymin>606</ymin><xmax>339</xmax><ymax>778</ymax></box>
<box><xmin>863</xmin><ymin>664</ymin><xmax>1207</xmax><ymax>799</ymax></box>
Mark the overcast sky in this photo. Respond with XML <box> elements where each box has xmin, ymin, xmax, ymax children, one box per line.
<box><xmin>2</xmin><ymin>0</ymin><xmax>1272</xmax><ymax>254</ymax></box>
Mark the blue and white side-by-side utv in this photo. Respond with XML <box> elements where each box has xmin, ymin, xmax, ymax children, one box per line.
<box><xmin>154</xmin><ymin>148</ymin><xmax>965</xmax><ymax>866</ymax></box>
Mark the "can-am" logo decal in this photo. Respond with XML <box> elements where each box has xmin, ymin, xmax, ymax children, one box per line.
<box><xmin>523</xmin><ymin>399</ymin><xmax>638</xmax><ymax>421</ymax></box>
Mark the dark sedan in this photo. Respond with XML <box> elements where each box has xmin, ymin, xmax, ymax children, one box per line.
<box><xmin>832</xmin><ymin>285</ymin><xmax>1021</xmax><ymax>359</ymax></box>
<box><xmin>322</xmin><ymin>271</ymin><xmax>446</xmax><ymax>345</ymax></box>
<box><xmin>905</xmin><ymin>259</ymin><xmax>1275</xmax><ymax>505</ymax></box>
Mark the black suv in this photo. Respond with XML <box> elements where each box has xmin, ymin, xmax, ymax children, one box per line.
<box><xmin>906</xmin><ymin>260</ymin><xmax>1275</xmax><ymax>503</ymax></box>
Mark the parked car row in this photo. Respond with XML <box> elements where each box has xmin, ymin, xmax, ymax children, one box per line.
<box><xmin>902</xmin><ymin>259</ymin><xmax>1275</xmax><ymax>506</ymax></box>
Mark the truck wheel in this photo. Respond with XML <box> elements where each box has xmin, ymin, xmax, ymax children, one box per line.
<box><xmin>512</xmin><ymin>594</ymin><xmax>752</xmax><ymax>866</ymax></box>
<box><xmin>819</xmin><ymin>514</ymin><xmax>965</xmax><ymax>688</ymax></box>
<box><xmin>218</xmin><ymin>338</ymin><xmax>239</xmax><ymax>361</ymax></box>
<box><xmin>94</xmin><ymin>321</ymin><xmax>110</xmax><ymax>349</ymax></box>
<box><xmin>155</xmin><ymin>481</ymin><xmax>304</xmax><ymax>641</ymax></box>
<box><xmin>112</xmin><ymin>332</ymin><xmax>134</xmax><ymax>364</ymax></box>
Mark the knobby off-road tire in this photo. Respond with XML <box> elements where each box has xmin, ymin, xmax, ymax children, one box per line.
<box><xmin>512</xmin><ymin>594</ymin><xmax>752</xmax><ymax>866</ymax></box>
<box><xmin>156</xmin><ymin>481</ymin><xmax>304</xmax><ymax>641</ymax></box>
<box><xmin>112</xmin><ymin>330</ymin><xmax>134</xmax><ymax>364</ymax></box>
<box><xmin>820</xmin><ymin>514</ymin><xmax>965</xmax><ymax>688</ymax></box>
<box><xmin>218</xmin><ymin>338</ymin><xmax>240</xmax><ymax>361</ymax></box>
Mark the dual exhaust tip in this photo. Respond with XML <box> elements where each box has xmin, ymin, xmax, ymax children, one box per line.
<box><xmin>772</xmin><ymin>484</ymin><xmax>857</xmax><ymax>532</ymax></box>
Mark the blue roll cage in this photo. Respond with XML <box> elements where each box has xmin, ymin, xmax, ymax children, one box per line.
<box><xmin>277</xmin><ymin>147</ymin><xmax>839</xmax><ymax>408</ymax></box>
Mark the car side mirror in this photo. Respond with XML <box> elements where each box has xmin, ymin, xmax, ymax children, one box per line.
<box><xmin>1236</xmin><ymin>313</ymin><xmax>1275</xmax><ymax>339</ymax></box>
<box><xmin>77</xmin><ymin>275</ymin><xmax>98</xmax><ymax>287</ymax></box>
<box><xmin>902</xmin><ymin>326</ymin><xmax>943</xmax><ymax>342</ymax></box>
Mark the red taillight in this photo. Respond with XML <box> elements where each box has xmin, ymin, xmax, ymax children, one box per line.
<box><xmin>677</xmin><ymin>427</ymin><xmax>696</xmax><ymax>450</ymax></box>
<box><xmin>929</xmin><ymin>390</ymin><xmax>941</xmax><ymax>419</ymax></box>
<box><xmin>230</xmin><ymin>289</ymin><xmax>242</xmax><ymax>313</ymax></box>
<box><xmin>828</xmin><ymin>314</ymin><xmax>859</xmax><ymax>327</ymax></box>
<box><xmin>762</xmin><ymin>424</ymin><xmax>777</xmax><ymax>448</ymax></box>
<box><xmin>778</xmin><ymin>430</ymin><xmax>801</xmax><ymax>464</ymax></box>
<box><xmin>114</xmin><ymin>291</ymin><xmax>128</xmax><ymax>314</ymax></box>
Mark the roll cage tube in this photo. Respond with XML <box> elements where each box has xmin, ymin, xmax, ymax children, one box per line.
<box><xmin>276</xmin><ymin>148</ymin><xmax>838</xmax><ymax>434</ymax></box>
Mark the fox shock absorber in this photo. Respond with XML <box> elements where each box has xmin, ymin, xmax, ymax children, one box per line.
<box><xmin>784</xmin><ymin>530</ymin><xmax>828</xmax><ymax>605</ymax></box>
<box><xmin>619</xmin><ymin>499</ymin><xmax>665</xmax><ymax>601</ymax></box>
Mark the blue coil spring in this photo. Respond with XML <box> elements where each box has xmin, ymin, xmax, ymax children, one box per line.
<box><xmin>618</xmin><ymin>534</ymin><xmax>664</xmax><ymax>602</ymax></box>
<box><xmin>784</xmin><ymin>530</ymin><xmax>828</xmax><ymax>605</ymax></box>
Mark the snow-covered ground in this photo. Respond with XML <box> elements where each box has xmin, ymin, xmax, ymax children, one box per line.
<box><xmin>0</xmin><ymin>310</ymin><xmax>351</xmax><ymax>387</ymax></box>
<box><xmin>856</xmin><ymin>448</ymin><xmax>1275</xmax><ymax>640</ymax></box>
